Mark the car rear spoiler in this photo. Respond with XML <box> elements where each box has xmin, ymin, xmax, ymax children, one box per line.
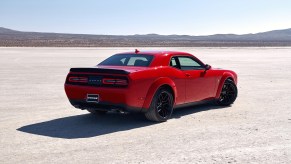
<box><xmin>70</xmin><ymin>68</ymin><xmax>130</xmax><ymax>75</ymax></box>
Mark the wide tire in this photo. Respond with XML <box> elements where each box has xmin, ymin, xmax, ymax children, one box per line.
<box><xmin>217</xmin><ymin>79</ymin><xmax>238</xmax><ymax>106</ymax></box>
<box><xmin>87</xmin><ymin>109</ymin><xmax>108</xmax><ymax>115</ymax></box>
<box><xmin>145</xmin><ymin>88</ymin><xmax>174</xmax><ymax>122</ymax></box>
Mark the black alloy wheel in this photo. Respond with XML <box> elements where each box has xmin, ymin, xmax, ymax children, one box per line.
<box><xmin>217</xmin><ymin>79</ymin><xmax>237</xmax><ymax>106</ymax></box>
<box><xmin>156</xmin><ymin>91</ymin><xmax>172</xmax><ymax>118</ymax></box>
<box><xmin>145</xmin><ymin>88</ymin><xmax>174</xmax><ymax>122</ymax></box>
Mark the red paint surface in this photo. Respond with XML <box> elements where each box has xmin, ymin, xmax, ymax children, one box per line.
<box><xmin>65</xmin><ymin>51</ymin><xmax>237</xmax><ymax>111</ymax></box>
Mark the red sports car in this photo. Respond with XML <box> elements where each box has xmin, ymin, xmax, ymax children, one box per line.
<box><xmin>65</xmin><ymin>50</ymin><xmax>237</xmax><ymax>122</ymax></box>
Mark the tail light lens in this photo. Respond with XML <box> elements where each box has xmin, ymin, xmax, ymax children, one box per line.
<box><xmin>68</xmin><ymin>76</ymin><xmax>88</xmax><ymax>83</ymax></box>
<box><xmin>102</xmin><ymin>78</ymin><xmax>128</xmax><ymax>86</ymax></box>
<box><xmin>66</xmin><ymin>74</ymin><xmax>128</xmax><ymax>87</ymax></box>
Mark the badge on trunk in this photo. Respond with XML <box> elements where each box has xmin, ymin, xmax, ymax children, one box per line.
<box><xmin>88</xmin><ymin>76</ymin><xmax>102</xmax><ymax>85</ymax></box>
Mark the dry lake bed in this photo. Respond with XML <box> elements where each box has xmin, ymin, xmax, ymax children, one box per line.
<box><xmin>0</xmin><ymin>47</ymin><xmax>290</xmax><ymax>163</ymax></box>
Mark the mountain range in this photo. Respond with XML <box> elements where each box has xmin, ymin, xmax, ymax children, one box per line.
<box><xmin>1</xmin><ymin>27</ymin><xmax>291</xmax><ymax>47</ymax></box>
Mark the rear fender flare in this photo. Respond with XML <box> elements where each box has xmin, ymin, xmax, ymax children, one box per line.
<box><xmin>142</xmin><ymin>77</ymin><xmax>177</xmax><ymax>110</ymax></box>
<box><xmin>215</xmin><ymin>72</ymin><xmax>237</xmax><ymax>99</ymax></box>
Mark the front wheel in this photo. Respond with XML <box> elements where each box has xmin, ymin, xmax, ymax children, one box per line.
<box><xmin>145</xmin><ymin>88</ymin><xmax>174</xmax><ymax>122</ymax></box>
<box><xmin>216</xmin><ymin>79</ymin><xmax>238</xmax><ymax>106</ymax></box>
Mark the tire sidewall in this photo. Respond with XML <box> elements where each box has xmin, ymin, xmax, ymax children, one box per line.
<box><xmin>151</xmin><ymin>89</ymin><xmax>174</xmax><ymax>121</ymax></box>
<box><xmin>218</xmin><ymin>79</ymin><xmax>237</xmax><ymax>105</ymax></box>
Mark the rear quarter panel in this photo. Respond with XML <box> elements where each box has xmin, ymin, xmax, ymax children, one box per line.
<box><xmin>140</xmin><ymin>66</ymin><xmax>186</xmax><ymax>109</ymax></box>
<box><xmin>127</xmin><ymin>68</ymin><xmax>159</xmax><ymax>108</ymax></box>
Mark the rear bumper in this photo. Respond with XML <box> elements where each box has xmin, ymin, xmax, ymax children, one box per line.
<box><xmin>69</xmin><ymin>99</ymin><xmax>143</xmax><ymax>113</ymax></box>
<box><xmin>64</xmin><ymin>84</ymin><xmax>147</xmax><ymax>113</ymax></box>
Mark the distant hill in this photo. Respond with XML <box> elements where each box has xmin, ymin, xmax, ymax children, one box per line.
<box><xmin>1</xmin><ymin>27</ymin><xmax>291</xmax><ymax>47</ymax></box>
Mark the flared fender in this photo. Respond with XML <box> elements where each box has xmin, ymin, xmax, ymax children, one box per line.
<box><xmin>215</xmin><ymin>72</ymin><xmax>237</xmax><ymax>99</ymax></box>
<box><xmin>142</xmin><ymin>77</ymin><xmax>177</xmax><ymax>110</ymax></box>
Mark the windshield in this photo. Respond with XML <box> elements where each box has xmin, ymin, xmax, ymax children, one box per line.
<box><xmin>98</xmin><ymin>54</ymin><xmax>154</xmax><ymax>67</ymax></box>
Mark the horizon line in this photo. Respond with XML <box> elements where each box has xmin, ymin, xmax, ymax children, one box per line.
<box><xmin>1</xmin><ymin>26</ymin><xmax>291</xmax><ymax>37</ymax></box>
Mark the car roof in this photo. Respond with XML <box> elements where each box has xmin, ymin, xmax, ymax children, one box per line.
<box><xmin>114</xmin><ymin>50</ymin><xmax>203</xmax><ymax>67</ymax></box>
<box><xmin>116</xmin><ymin>50</ymin><xmax>192</xmax><ymax>56</ymax></box>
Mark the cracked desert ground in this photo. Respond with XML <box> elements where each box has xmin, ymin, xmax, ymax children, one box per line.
<box><xmin>0</xmin><ymin>47</ymin><xmax>290</xmax><ymax>163</ymax></box>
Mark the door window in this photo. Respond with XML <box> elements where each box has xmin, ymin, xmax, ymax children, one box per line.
<box><xmin>178</xmin><ymin>57</ymin><xmax>204</xmax><ymax>70</ymax></box>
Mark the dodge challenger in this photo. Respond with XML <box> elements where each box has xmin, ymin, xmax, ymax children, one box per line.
<box><xmin>64</xmin><ymin>50</ymin><xmax>237</xmax><ymax>122</ymax></box>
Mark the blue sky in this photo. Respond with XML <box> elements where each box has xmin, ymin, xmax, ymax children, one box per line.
<box><xmin>1</xmin><ymin>0</ymin><xmax>291</xmax><ymax>35</ymax></box>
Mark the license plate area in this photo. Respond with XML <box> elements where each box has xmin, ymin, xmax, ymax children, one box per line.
<box><xmin>86</xmin><ymin>94</ymin><xmax>99</xmax><ymax>103</ymax></box>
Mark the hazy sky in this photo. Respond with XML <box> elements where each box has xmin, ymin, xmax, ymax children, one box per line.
<box><xmin>1</xmin><ymin>0</ymin><xmax>291</xmax><ymax>35</ymax></box>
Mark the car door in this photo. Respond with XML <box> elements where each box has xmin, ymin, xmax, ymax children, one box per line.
<box><xmin>176</xmin><ymin>56</ymin><xmax>216</xmax><ymax>103</ymax></box>
<box><xmin>169</xmin><ymin>57</ymin><xmax>187</xmax><ymax>105</ymax></box>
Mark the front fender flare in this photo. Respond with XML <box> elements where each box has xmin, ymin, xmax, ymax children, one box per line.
<box><xmin>142</xmin><ymin>77</ymin><xmax>177</xmax><ymax>111</ymax></box>
<box><xmin>215</xmin><ymin>72</ymin><xmax>237</xmax><ymax>99</ymax></box>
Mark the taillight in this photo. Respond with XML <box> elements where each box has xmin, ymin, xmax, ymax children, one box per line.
<box><xmin>68</xmin><ymin>76</ymin><xmax>88</xmax><ymax>83</ymax></box>
<box><xmin>66</xmin><ymin>74</ymin><xmax>128</xmax><ymax>87</ymax></box>
<box><xmin>102</xmin><ymin>78</ymin><xmax>128</xmax><ymax>86</ymax></box>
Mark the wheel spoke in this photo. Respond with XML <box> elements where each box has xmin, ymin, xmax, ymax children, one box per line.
<box><xmin>162</xmin><ymin>108</ymin><xmax>166</xmax><ymax>117</ymax></box>
<box><xmin>155</xmin><ymin>91</ymin><xmax>173</xmax><ymax>118</ymax></box>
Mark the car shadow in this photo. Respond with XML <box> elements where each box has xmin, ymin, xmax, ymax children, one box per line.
<box><xmin>172</xmin><ymin>103</ymin><xmax>229</xmax><ymax>119</ymax></box>
<box><xmin>17</xmin><ymin>103</ymin><xmax>228</xmax><ymax>139</ymax></box>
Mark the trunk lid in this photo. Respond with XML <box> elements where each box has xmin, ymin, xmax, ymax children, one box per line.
<box><xmin>66</xmin><ymin>66</ymin><xmax>150</xmax><ymax>87</ymax></box>
<box><xmin>70</xmin><ymin>65</ymin><xmax>150</xmax><ymax>74</ymax></box>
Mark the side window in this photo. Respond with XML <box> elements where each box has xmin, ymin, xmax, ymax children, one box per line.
<box><xmin>178</xmin><ymin>57</ymin><xmax>203</xmax><ymax>70</ymax></box>
<box><xmin>170</xmin><ymin>57</ymin><xmax>178</xmax><ymax>68</ymax></box>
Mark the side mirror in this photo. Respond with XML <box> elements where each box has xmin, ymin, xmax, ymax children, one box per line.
<box><xmin>205</xmin><ymin>64</ymin><xmax>211</xmax><ymax>71</ymax></box>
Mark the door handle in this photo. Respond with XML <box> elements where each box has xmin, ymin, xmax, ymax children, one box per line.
<box><xmin>185</xmin><ymin>73</ymin><xmax>191</xmax><ymax>77</ymax></box>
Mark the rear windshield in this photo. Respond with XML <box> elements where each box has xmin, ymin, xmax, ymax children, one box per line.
<box><xmin>98</xmin><ymin>54</ymin><xmax>154</xmax><ymax>67</ymax></box>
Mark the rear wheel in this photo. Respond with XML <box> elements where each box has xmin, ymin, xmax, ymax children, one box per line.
<box><xmin>217</xmin><ymin>79</ymin><xmax>237</xmax><ymax>106</ymax></box>
<box><xmin>87</xmin><ymin>109</ymin><xmax>108</xmax><ymax>115</ymax></box>
<box><xmin>145</xmin><ymin>88</ymin><xmax>174</xmax><ymax>122</ymax></box>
